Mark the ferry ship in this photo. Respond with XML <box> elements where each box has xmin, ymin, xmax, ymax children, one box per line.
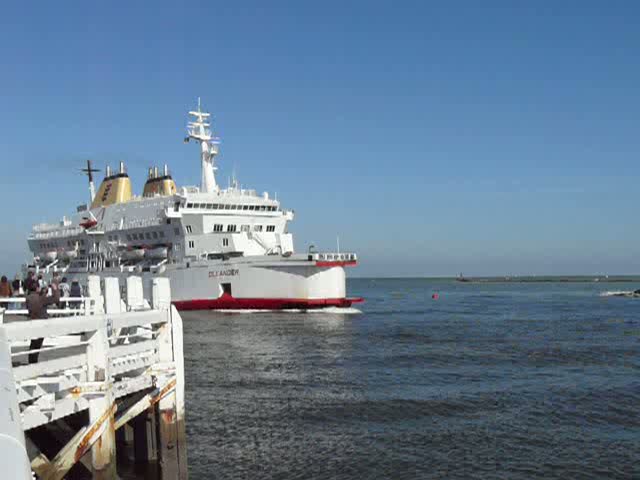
<box><xmin>25</xmin><ymin>101</ymin><xmax>361</xmax><ymax>310</ymax></box>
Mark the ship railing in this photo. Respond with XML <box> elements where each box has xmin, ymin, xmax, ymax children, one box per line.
<box><xmin>310</xmin><ymin>253</ymin><xmax>357</xmax><ymax>262</ymax></box>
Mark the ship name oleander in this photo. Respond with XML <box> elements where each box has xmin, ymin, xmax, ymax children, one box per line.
<box><xmin>209</xmin><ymin>269</ymin><xmax>240</xmax><ymax>278</ymax></box>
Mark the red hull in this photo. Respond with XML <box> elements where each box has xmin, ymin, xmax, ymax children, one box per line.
<box><xmin>173</xmin><ymin>294</ymin><xmax>364</xmax><ymax>311</ymax></box>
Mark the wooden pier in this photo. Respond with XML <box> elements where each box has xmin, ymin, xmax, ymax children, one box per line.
<box><xmin>0</xmin><ymin>276</ymin><xmax>187</xmax><ymax>479</ymax></box>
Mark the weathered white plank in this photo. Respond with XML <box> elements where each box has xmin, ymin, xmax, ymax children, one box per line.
<box><xmin>111</xmin><ymin>351</ymin><xmax>159</xmax><ymax>376</ymax></box>
<box><xmin>114</xmin><ymin>376</ymin><xmax>176</xmax><ymax>430</ymax></box>
<box><xmin>112</xmin><ymin>374</ymin><xmax>154</xmax><ymax>399</ymax></box>
<box><xmin>13</xmin><ymin>353</ymin><xmax>87</xmax><ymax>381</ymax></box>
<box><xmin>110</xmin><ymin>309</ymin><xmax>168</xmax><ymax>329</ymax></box>
<box><xmin>108</xmin><ymin>339</ymin><xmax>158</xmax><ymax>359</ymax></box>
<box><xmin>4</xmin><ymin>316</ymin><xmax>101</xmax><ymax>342</ymax></box>
<box><xmin>22</xmin><ymin>396</ymin><xmax>91</xmax><ymax>431</ymax></box>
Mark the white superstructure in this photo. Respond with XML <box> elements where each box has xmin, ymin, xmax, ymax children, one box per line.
<box><xmin>25</xmin><ymin>101</ymin><xmax>361</xmax><ymax>310</ymax></box>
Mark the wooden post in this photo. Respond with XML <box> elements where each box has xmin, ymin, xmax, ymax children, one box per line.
<box><xmin>86</xmin><ymin>310</ymin><xmax>116</xmax><ymax>479</ymax></box>
<box><xmin>171</xmin><ymin>305</ymin><xmax>188</xmax><ymax>478</ymax></box>
<box><xmin>133</xmin><ymin>407</ymin><xmax>158</xmax><ymax>463</ymax></box>
<box><xmin>153</xmin><ymin>278</ymin><xmax>187</xmax><ymax>479</ymax></box>
<box><xmin>0</xmin><ymin>326</ymin><xmax>31</xmax><ymax>479</ymax></box>
<box><xmin>157</xmin><ymin>320</ymin><xmax>179</xmax><ymax>479</ymax></box>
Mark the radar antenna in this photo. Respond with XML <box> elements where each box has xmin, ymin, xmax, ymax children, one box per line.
<box><xmin>184</xmin><ymin>98</ymin><xmax>220</xmax><ymax>193</ymax></box>
<box><xmin>80</xmin><ymin>159</ymin><xmax>100</xmax><ymax>202</ymax></box>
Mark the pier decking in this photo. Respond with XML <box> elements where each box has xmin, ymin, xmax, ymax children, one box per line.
<box><xmin>0</xmin><ymin>276</ymin><xmax>187</xmax><ymax>479</ymax></box>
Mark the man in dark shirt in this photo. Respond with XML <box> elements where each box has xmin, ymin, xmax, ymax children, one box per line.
<box><xmin>24</xmin><ymin>271</ymin><xmax>37</xmax><ymax>294</ymax></box>
<box><xmin>25</xmin><ymin>284</ymin><xmax>60</xmax><ymax>364</ymax></box>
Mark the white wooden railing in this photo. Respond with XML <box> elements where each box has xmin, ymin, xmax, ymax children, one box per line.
<box><xmin>0</xmin><ymin>276</ymin><xmax>187</xmax><ymax>479</ymax></box>
<box><xmin>0</xmin><ymin>297</ymin><xmax>96</xmax><ymax>319</ymax></box>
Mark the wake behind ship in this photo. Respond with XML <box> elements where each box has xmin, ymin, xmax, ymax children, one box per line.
<box><xmin>25</xmin><ymin>100</ymin><xmax>361</xmax><ymax>310</ymax></box>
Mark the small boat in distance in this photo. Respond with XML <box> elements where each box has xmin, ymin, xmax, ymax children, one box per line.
<box><xmin>456</xmin><ymin>273</ymin><xmax>471</xmax><ymax>282</ymax></box>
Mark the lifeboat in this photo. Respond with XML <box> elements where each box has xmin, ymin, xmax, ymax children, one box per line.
<box><xmin>80</xmin><ymin>218</ymin><xmax>98</xmax><ymax>229</ymax></box>
<box><xmin>43</xmin><ymin>251</ymin><xmax>58</xmax><ymax>262</ymax></box>
<box><xmin>121</xmin><ymin>248</ymin><xmax>145</xmax><ymax>260</ymax></box>
<box><xmin>145</xmin><ymin>246</ymin><xmax>168</xmax><ymax>259</ymax></box>
<box><xmin>61</xmin><ymin>249</ymin><xmax>78</xmax><ymax>260</ymax></box>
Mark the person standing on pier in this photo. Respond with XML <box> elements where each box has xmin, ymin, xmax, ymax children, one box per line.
<box><xmin>0</xmin><ymin>275</ymin><xmax>12</xmax><ymax>298</ymax></box>
<box><xmin>24</xmin><ymin>271</ymin><xmax>37</xmax><ymax>293</ymax></box>
<box><xmin>25</xmin><ymin>283</ymin><xmax>60</xmax><ymax>364</ymax></box>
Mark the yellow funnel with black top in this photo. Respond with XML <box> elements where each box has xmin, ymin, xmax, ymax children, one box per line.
<box><xmin>91</xmin><ymin>162</ymin><xmax>133</xmax><ymax>209</ymax></box>
<box><xmin>142</xmin><ymin>165</ymin><xmax>177</xmax><ymax>197</ymax></box>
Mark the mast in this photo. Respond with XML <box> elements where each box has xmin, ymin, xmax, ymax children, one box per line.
<box><xmin>184</xmin><ymin>98</ymin><xmax>220</xmax><ymax>193</ymax></box>
<box><xmin>81</xmin><ymin>159</ymin><xmax>100</xmax><ymax>202</ymax></box>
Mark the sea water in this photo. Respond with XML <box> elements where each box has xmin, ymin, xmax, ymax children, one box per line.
<box><xmin>181</xmin><ymin>278</ymin><xmax>639</xmax><ymax>479</ymax></box>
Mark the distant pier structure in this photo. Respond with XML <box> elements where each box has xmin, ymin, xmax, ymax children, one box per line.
<box><xmin>0</xmin><ymin>276</ymin><xmax>187</xmax><ymax>479</ymax></box>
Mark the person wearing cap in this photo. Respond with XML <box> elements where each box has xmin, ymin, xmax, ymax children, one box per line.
<box><xmin>25</xmin><ymin>283</ymin><xmax>60</xmax><ymax>364</ymax></box>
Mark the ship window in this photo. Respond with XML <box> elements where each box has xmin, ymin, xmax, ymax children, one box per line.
<box><xmin>260</xmin><ymin>206</ymin><xmax>266</xmax><ymax>211</ymax></box>
<box><xmin>254</xmin><ymin>225</ymin><xmax>263</xmax><ymax>232</ymax></box>
<box><xmin>249</xmin><ymin>206</ymin><xmax>255</xmax><ymax>211</ymax></box>
<box><xmin>266</xmin><ymin>225</ymin><xmax>275</xmax><ymax>232</ymax></box>
<box><xmin>241</xmin><ymin>225</ymin><xmax>250</xmax><ymax>232</ymax></box>
<box><xmin>227</xmin><ymin>224</ymin><xmax>237</xmax><ymax>233</ymax></box>
<box><xmin>224</xmin><ymin>204</ymin><xmax>231</xmax><ymax>210</ymax></box>
<box><xmin>145</xmin><ymin>232</ymin><xmax>152</xmax><ymax>239</ymax></box>
<box><xmin>152</xmin><ymin>232</ymin><xmax>158</xmax><ymax>239</ymax></box>
<box><xmin>126</xmin><ymin>234</ymin><xmax>131</xmax><ymax>241</ymax></box>
<box><xmin>174</xmin><ymin>228</ymin><xmax>180</xmax><ymax>236</ymax></box>
<box><xmin>186</xmin><ymin>225</ymin><xmax>193</xmax><ymax>234</ymax></box>
<box><xmin>187</xmin><ymin>203</ymin><xmax>193</xmax><ymax>208</ymax></box>
<box><xmin>81</xmin><ymin>239</ymin><xmax>85</xmax><ymax>245</ymax></box>
<box><xmin>242</xmin><ymin>205</ymin><xmax>249</xmax><ymax>210</ymax></box>
<box><xmin>213</xmin><ymin>224</ymin><xmax>223</xmax><ymax>232</ymax></box>
<box><xmin>188</xmin><ymin>240</ymin><xmax>195</xmax><ymax>248</ymax></box>
<box><xmin>206</xmin><ymin>203</ymin><xmax>214</xmax><ymax>209</ymax></box>
<box><xmin>159</xmin><ymin>231</ymin><xmax>165</xmax><ymax>238</ymax></box>
<box><xmin>223</xmin><ymin>238</ymin><xmax>229</xmax><ymax>247</ymax></box>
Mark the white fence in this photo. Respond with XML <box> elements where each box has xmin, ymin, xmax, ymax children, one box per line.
<box><xmin>0</xmin><ymin>296</ymin><xmax>95</xmax><ymax>319</ymax></box>
<box><xmin>0</xmin><ymin>275</ymin><xmax>187</xmax><ymax>480</ymax></box>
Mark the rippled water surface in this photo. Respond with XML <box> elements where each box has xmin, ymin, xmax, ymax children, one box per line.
<box><xmin>182</xmin><ymin>279</ymin><xmax>639</xmax><ymax>479</ymax></box>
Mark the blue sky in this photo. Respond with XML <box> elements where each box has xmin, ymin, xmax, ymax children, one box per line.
<box><xmin>1</xmin><ymin>1</ymin><xmax>639</xmax><ymax>277</ymax></box>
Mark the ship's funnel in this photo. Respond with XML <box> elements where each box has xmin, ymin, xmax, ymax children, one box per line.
<box><xmin>91</xmin><ymin>162</ymin><xmax>133</xmax><ymax>209</ymax></box>
<box><xmin>143</xmin><ymin>164</ymin><xmax>177</xmax><ymax>198</ymax></box>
